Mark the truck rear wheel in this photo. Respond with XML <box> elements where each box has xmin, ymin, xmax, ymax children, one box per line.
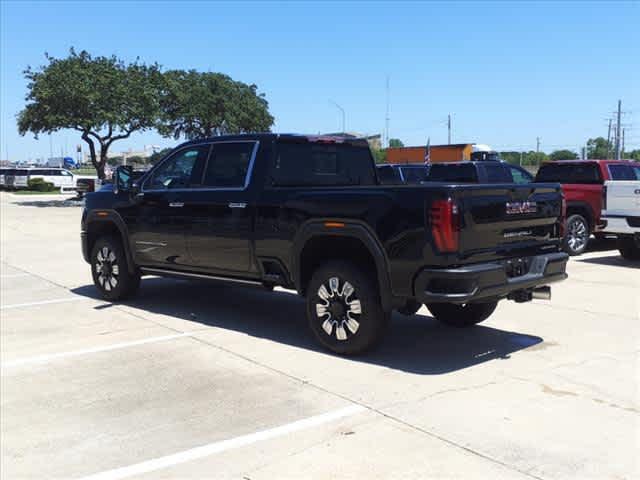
<box><xmin>91</xmin><ymin>235</ymin><xmax>140</xmax><ymax>301</ymax></box>
<box><xmin>618</xmin><ymin>235</ymin><xmax>640</xmax><ymax>260</ymax></box>
<box><xmin>426</xmin><ymin>301</ymin><xmax>498</xmax><ymax>327</ymax></box>
<box><xmin>306</xmin><ymin>261</ymin><xmax>389</xmax><ymax>355</ymax></box>
<box><xmin>564</xmin><ymin>214</ymin><xmax>589</xmax><ymax>256</ymax></box>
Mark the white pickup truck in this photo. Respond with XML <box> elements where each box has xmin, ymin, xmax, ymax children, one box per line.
<box><xmin>602</xmin><ymin>180</ymin><xmax>640</xmax><ymax>260</ymax></box>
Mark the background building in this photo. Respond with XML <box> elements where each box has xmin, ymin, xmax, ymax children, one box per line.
<box><xmin>386</xmin><ymin>144</ymin><xmax>474</xmax><ymax>164</ymax></box>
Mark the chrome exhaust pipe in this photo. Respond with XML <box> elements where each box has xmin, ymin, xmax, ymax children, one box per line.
<box><xmin>532</xmin><ymin>286</ymin><xmax>551</xmax><ymax>300</ymax></box>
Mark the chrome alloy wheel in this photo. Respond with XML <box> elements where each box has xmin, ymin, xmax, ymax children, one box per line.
<box><xmin>94</xmin><ymin>246</ymin><xmax>119</xmax><ymax>292</ymax></box>
<box><xmin>567</xmin><ymin>218</ymin><xmax>588</xmax><ymax>252</ymax></box>
<box><xmin>315</xmin><ymin>277</ymin><xmax>362</xmax><ymax>341</ymax></box>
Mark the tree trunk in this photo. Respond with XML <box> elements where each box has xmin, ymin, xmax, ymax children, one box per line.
<box><xmin>81</xmin><ymin>133</ymin><xmax>104</xmax><ymax>180</ymax></box>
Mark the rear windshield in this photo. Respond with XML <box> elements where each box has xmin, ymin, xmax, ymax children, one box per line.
<box><xmin>400</xmin><ymin>166</ymin><xmax>428</xmax><ymax>183</ymax></box>
<box><xmin>608</xmin><ymin>164</ymin><xmax>640</xmax><ymax>180</ymax></box>
<box><xmin>269</xmin><ymin>142</ymin><xmax>376</xmax><ymax>186</ymax></box>
<box><xmin>482</xmin><ymin>163</ymin><xmax>513</xmax><ymax>183</ymax></box>
<box><xmin>427</xmin><ymin>163</ymin><xmax>478</xmax><ymax>183</ymax></box>
<box><xmin>535</xmin><ymin>163</ymin><xmax>602</xmax><ymax>184</ymax></box>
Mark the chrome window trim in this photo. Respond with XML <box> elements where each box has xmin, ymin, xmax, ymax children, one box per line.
<box><xmin>141</xmin><ymin>140</ymin><xmax>259</xmax><ymax>193</ymax></box>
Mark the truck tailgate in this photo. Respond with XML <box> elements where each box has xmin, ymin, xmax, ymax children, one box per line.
<box><xmin>450</xmin><ymin>184</ymin><xmax>563</xmax><ymax>262</ymax></box>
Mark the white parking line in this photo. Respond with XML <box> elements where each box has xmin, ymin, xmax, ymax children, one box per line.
<box><xmin>0</xmin><ymin>296</ymin><xmax>91</xmax><ymax>310</ymax></box>
<box><xmin>79</xmin><ymin>404</ymin><xmax>366</xmax><ymax>480</ymax></box>
<box><xmin>2</xmin><ymin>333</ymin><xmax>193</xmax><ymax>369</ymax></box>
<box><xmin>0</xmin><ymin>273</ymin><xmax>30</xmax><ymax>279</ymax></box>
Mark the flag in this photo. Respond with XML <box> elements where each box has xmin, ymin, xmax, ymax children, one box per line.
<box><xmin>424</xmin><ymin>137</ymin><xmax>431</xmax><ymax>163</ymax></box>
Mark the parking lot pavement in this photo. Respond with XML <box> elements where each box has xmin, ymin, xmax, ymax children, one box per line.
<box><xmin>1</xmin><ymin>192</ymin><xmax>639</xmax><ymax>479</ymax></box>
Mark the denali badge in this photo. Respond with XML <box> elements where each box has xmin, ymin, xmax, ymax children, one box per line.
<box><xmin>506</xmin><ymin>201</ymin><xmax>537</xmax><ymax>215</ymax></box>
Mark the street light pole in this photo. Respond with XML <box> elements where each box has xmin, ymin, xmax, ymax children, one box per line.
<box><xmin>329</xmin><ymin>100</ymin><xmax>346</xmax><ymax>134</ymax></box>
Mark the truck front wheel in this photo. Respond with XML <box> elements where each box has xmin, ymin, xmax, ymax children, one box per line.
<box><xmin>426</xmin><ymin>301</ymin><xmax>498</xmax><ymax>327</ymax></box>
<box><xmin>91</xmin><ymin>235</ymin><xmax>140</xmax><ymax>301</ymax></box>
<box><xmin>306</xmin><ymin>261</ymin><xmax>389</xmax><ymax>355</ymax></box>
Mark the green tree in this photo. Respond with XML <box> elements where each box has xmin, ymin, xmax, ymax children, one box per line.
<box><xmin>549</xmin><ymin>149</ymin><xmax>578</xmax><ymax>161</ymax></box>
<box><xmin>159</xmin><ymin>70</ymin><xmax>274</xmax><ymax>140</ymax></box>
<box><xmin>388</xmin><ymin>138</ymin><xmax>404</xmax><ymax>148</ymax></box>
<box><xmin>623</xmin><ymin>149</ymin><xmax>640</xmax><ymax>161</ymax></box>
<box><xmin>17</xmin><ymin>49</ymin><xmax>164</xmax><ymax>179</ymax></box>
<box><xmin>586</xmin><ymin>137</ymin><xmax>610</xmax><ymax>160</ymax></box>
<box><xmin>521</xmin><ymin>151</ymin><xmax>548</xmax><ymax>166</ymax></box>
<box><xmin>372</xmin><ymin>148</ymin><xmax>387</xmax><ymax>164</ymax></box>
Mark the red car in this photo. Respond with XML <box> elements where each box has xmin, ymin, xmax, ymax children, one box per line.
<box><xmin>535</xmin><ymin>160</ymin><xmax>640</xmax><ymax>255</ymax></box>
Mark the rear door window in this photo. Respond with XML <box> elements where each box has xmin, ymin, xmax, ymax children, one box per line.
<box><xmin>506</xmin><ymin>164</ymin><xmax>533</xmax><ymax>184</ymax></box>
<box><xmin>427</xmin><ymin>163</ymin><xmax>478</xmax><ymax>183</ymax></box>
<box><xmin>483</xmin><ymin>163</ymin><xmax>513</xmax><ymax>183</ymax></box>
<box><xmin>270</xmin><ymin>142</ymin><xmax>375</xmax><ymax>186</ymax></box>
<box><xmin>202</xmin><ymin>142</ymin><xmax>256</xmax><ymax>188</ymax></box>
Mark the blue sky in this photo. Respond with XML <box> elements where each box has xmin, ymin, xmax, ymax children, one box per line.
<box><xmin>1</xmin><ymin>1</ymin><xmax>638</xmax><ymax>162</ymax></box>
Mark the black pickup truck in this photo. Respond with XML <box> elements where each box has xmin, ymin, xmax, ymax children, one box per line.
<box><xmin>82</xmin><ymin>134</ymin><xmax>568</xmax><ymax>354</ymax></box>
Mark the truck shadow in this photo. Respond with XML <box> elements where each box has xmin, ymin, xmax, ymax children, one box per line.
<box><xmin>577</xmin><ymin>255</ymin><xmax>639</xmax><ymax>269</ymax></box>
<box><xmin>72</xmin><ymin>278</ymin><xmax>543</xmax><ymax>375</ymax></box>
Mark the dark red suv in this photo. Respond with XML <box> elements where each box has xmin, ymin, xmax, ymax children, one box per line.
<box><xmin>535</xmin><ymin>160</ymin><xmax>640</xmax><ymax>255</ymax></box>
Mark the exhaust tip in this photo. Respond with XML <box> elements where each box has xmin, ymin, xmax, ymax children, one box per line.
<box><xmin>532</xmin><ymin>286</ymin><xmax>551</xmax><ymax>300</ymax></box>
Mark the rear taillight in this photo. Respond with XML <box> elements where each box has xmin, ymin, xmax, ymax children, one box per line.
<box><xmin>601</xmin><ymin>185</ymin><xmax>607</xmax><ymax>211</ymax></box>
<box><xmin>430</xmin><ymin>198</ymin><xmax>460</xmax><ymax>253</ymax></box>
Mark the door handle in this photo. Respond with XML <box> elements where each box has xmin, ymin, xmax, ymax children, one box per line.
<box><xmin>228</xmin><ymin>202</ymin><xmax>247</xmax><ymax>209</ymax></box>
<box><xmin>169</xmin><ymin>202</ymin><xmax>184</xmax><ymax>208</ymax></box>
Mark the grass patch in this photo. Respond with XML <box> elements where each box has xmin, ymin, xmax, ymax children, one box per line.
<box><xmin>13</xmin><ymin>190</ymin><xmax>65</xmax><ymax>195</ymax></box>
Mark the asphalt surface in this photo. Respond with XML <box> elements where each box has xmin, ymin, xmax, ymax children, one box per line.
<box><xmin>1</xmin><ymin>192</ymin><xmax>638</xmax><ymax>479</ymax></box>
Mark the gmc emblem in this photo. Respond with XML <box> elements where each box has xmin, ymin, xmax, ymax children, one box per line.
<box><xmin>506</xmin><ymin>201</ymin><xmax>537</xmax><ymax>215</ymax></box>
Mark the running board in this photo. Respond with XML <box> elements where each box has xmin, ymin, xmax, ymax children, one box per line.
<box><xmin>140</xmin><ymin>267</ymin><xmax>264</xmax><ymax>286</ymax></box>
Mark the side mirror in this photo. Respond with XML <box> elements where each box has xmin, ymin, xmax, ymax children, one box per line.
<box><xmin>114</xmin><ymin>165</ymin><xmax>133</xmax><ymax>194</ymax></box>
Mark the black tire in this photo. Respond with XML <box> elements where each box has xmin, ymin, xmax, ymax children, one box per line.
<box><xmin>91</xmin><ymin>235</ymin><xmax>140</xmax><ymax>301</ymax></box>
<box><xmin>426</xmin><ymin>301</ymin><xmax>498</xmax><ymax>328</ymax></box>
<box><xmin>306</xmin><ymin>261</ymin><xmax>389</xmax><ymax>355</ymax></box>
<box><xmin>618</xmin><ymin>235</ymin><xmax>640</xmax><ymax>260</ymax></box>
<box><xmin>397</xmin><ymin>299</ymin><xmax>422</xmax><ymax>316</ymax></box>
<box><xmin>563</xmin><ymin>214</ymin><xmax>590</xmax><ymax>256</ymax></box>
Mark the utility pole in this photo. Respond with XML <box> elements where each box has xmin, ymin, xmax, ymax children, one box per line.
<box><xmin>385</xmin><ymin>76</ymin><xmax>390</xmax><ymax>148</ymax></box>
<box><xmin>615</xmin><ymin>99</ymin><xmax>622</xmax><ymax>160</ymax></box>
<box><xmin>447</xmin><ymin>114</ymin><xmax>451</xmax><ymax>144</ymax></box>
<box><xmin>536</xmin><ymin>137</ymin><xmax>540</xmax><ymax>153</ymax></box>
<box><xmin>519</xmin><ymin>151</ymin><xmax>523</xmax><ymax>166</ymax></box>
<box><xmin>329</xmin><ymin>100</ymin><xmax>346</xmax><ymax>134</ymax></box>
<box><xmin>622</xmin><ymin>128</ymin><xmax>625</xmax><ymax>157</ymax></box>
<box><xmin>49</xmin><ymin>134</ymin><xmax>53</xmax><ymax>160</ymax></box>
<box><xmin>606</xmin><ymin>119</ymin><xmax>612</xmax><ymax>159</ymax></box>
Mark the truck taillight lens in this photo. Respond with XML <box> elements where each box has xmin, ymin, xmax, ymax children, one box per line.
<box><xmin>559</xmin><ymin>194</ymin><xmax>567</xmax><ymax>238</ymax></box>
<box><xmin>431</xmin><ymin>198</ymin><xmax>460</xmax><ymax>253</ymax></box>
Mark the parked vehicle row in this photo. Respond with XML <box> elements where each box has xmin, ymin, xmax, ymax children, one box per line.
<box><xmin>82</xmin><ymin>133</ymin><xmax>568</xmax><ymax>355</ymax></box>
<box><xmin>0</xmin><ymin>166</ymin><xmax>99</xmax><ymax>193</ymax></box>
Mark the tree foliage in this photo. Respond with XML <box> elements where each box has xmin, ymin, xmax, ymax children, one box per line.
<box><xmin>372</xmin><ymin>148</ymin><xmax>387</xmax><ymax>164</ymax></box>
<box><xmin>549</xmin><ymin>149</ymin><xmax>578</xmax><ymax>161</ymax></box>
<box><xmin>388</xmin><ymin>138</ymin><xmax>404</xmax><ymax>148</ymax></box>
<box><xmin>17</xmin><ymin>49</ymin><xmax>164</xmax><ymax>179</ymax></box>
<box><xmin>159</xmin><ymin>70</ymin><xmax>274</xmax><ymax>140</ymax></box>
<box><xmin>586</xmin><ymin>137</ymin><xmax>610</xmax><ymax>160</ymax></box>
<box><xmin>499</xmin><ymin>151</ymin><xmax>548</xmax><ymax>166</ymax></box>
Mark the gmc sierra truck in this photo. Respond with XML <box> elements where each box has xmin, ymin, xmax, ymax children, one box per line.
<box><xmin>81</xmin><ymin>134</ymin><xmax>568</xmax><ymax>354</ymax></box>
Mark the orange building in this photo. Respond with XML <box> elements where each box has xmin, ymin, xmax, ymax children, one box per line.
<box><xmin>386</xmin><ymin>144</ymin><xmax>474</xmax><ymax>164</ymax></box>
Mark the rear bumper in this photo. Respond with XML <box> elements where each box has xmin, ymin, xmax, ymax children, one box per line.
<box><xmin>414</xmin><ymin>252</ymin><xmax>568</xmax><ymax>304</ymax></box>
<box><xmin>602</xmin><ymin>216</ymin><xmax>640</xmax><ymax>235</ymax></box>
